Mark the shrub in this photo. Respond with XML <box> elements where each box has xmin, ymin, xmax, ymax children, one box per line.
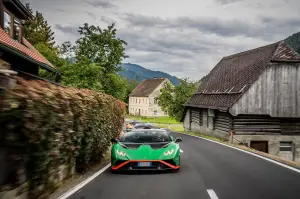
<box><xmin>0</xmin><ymin>77</ymin><xmax>125</xmax><ymax>197</ymax></box>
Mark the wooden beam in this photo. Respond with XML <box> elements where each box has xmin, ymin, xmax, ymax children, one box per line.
<box><xmin>0</xmin><ymin>0</ymin><xmax>4</xmax><ymax>28</ymax></box>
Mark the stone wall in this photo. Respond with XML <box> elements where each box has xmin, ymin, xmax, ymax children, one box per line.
<box><xmin>233</xmin><ymin>135</ymin><xmax>300</xmax><ymax>162</ymax></box>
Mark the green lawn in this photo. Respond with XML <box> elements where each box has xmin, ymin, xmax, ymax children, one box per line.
<box><xmin>127</xmin><ymin>116</ymin><xmax>181</xmax><ymax>124</ymax></box>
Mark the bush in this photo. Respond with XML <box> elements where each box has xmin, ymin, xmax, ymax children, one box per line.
<box><xmin>0</xmin><ymin>77</ymin><xmax>125</xmax><ymax>197</ymax></box>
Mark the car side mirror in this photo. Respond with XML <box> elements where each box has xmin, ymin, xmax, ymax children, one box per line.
<box><xmin>110</xmin><ymin>138</ymin><xmax>118</xmax><ymax>143</ymax></box>
<box><xmin>175</xmin><ymin>137</ymin><xmax>182</xmax><ymax>143</ymax></box>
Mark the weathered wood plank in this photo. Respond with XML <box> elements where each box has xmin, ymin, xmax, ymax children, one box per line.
<box><xmin>230</xmin><ymin>64</ymin><xmax>300</xmax><ymax>117</ymax></box>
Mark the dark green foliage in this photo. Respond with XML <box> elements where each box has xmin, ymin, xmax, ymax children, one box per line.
<box><xmin>1</xmin><ymin>77</ymin><xmax>125</xmax><ymax>197</ymax></box>
<box><xmin>23</xmin><ymin>4</ymin><xmax>55</xmax><ymax>49</ymax></box>
<box><xmin>284</xmin><ymin>31</ymin><xmax>300</xmax><ymax>54</ymax></box>
<box><xmin>157</xmin><ymin>78</ymin><xmax>198</xmax><ymax>121</ymax></box>
<box><xmin>60</xmin><ymin>23</ymin><xmax>128</xmax><ymax>101</ymax></box>
<box><xmin>75</xmin><ymin>23</ymin><xmax>127</xmax><ymax>74</ymax></box>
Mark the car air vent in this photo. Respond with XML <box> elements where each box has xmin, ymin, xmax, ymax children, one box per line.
<box><xmin>123</xmin><ymin>143</ymin><xmax>141</xmax><ymax>149</ymax></box>
<box><xmin>150</xmin><ymin>143</ymin><xmax>169</xmax><ymax>149</ymax></box>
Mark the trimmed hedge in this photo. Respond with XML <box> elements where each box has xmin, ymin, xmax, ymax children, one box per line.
<box><xmin>1</xmin><ymin>77</ymin><xmax>125</xmax><ymax>197</ymax></box>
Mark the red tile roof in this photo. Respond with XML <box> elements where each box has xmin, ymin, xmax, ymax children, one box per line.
<box><xmin>185</xmin><ymin>41</ymin><xmax>300</xmax><ymax>110</ymax></box>
<box><xmin>0</xmin><ymin>28</ymin><xmax>56</xmax><ymax>70</ymax></box>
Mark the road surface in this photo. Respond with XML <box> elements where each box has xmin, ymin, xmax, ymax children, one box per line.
<box><xmin>68</xmin><ymin>132</ymin><xmax>300</xmax><ymax>199</ymax></box>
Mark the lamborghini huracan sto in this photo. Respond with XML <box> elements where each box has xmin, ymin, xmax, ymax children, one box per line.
<box><xmin>110</xmin><ymin>129</ymin><xmax>182</xmax><ymax>172</ymax></box>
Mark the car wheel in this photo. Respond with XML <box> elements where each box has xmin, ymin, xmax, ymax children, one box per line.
<box><xmin>111</xmin><ymin>168</ymin><xmax>118</xmax><ymax>174</ymax></box>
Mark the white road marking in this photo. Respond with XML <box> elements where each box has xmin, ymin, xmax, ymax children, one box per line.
<box><xmin>207</xmin><ymin>189</ymin><xmax>219</xmax><ymax>199</ymax></box>
<box><xmin>180</xmin><ymin>149</ymin><xmax>183</xmax><ymax>153</ymax></box>
<box><xmin>57</xmin><ymin>163</ymin><xmax>111</xmax><ymax>199</ymax></box>
<box><xmin>177</xmin><ymin>132</ymin><xmax>300</xmax><ymax>174</ymax></box>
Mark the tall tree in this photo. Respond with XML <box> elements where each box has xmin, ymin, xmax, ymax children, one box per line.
<box><xmin>59</xmin><ymin>57</ymin><xmax>103</xmax><ymax>91</ymax></box>
<box><xmin>75</xmin><ymin>23</ymin><xmax>127</xmax><ymax>74</ymax></box>
<box><xmin>157</xmin><ymin>78</ymin><xmax>198</xmax><ymax>121</ymax></box>
<box><xmin>23</xmin><ymin>4</ymin><xmax>55</xmax><ymax>49</ymax></box>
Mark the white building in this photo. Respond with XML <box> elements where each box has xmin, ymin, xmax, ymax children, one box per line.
<box><xmin>128</xmin><ymin>78</ymin><xmax>171</xmax><ymax>117</ymax></box>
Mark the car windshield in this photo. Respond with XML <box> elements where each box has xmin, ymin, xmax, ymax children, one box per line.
<box><xmin>134</xmin><ymin>123</ymin><xmax>153</xmax><ymax>128</ymax></box>
<box><xmin>119</xmin><ymin>130</ymin><xmax>172</xmax><ymax>143</ymax></box>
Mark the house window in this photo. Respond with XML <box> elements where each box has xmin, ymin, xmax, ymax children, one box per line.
<box><xmin>3</xmin><ymin>10</ymin><xmax>21</xmax><ymax>42</ymax></box>
<box><xmin>154</xmin><ymin>99</ymin><xmax>157</xmax><ymax>104</ymax></box>
<box><xmin>13</xmin><ymin>19</ymin><xmax>20</xmax><ymax>41</ymax></box>
<box><xmin>280</xmin><ymin>142</ymin><xmax>293</xmax><ymax>152</ymax></box>
<box><xmin>4</xmin><ymin>11</ymin><xmax>11</xmax><ymax>35</ymax></box>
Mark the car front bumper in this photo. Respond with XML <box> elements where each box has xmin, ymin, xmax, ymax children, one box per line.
<box><xmin>111</xmin><ymin>160</ymin><xmax>180</xmax><ymax>171</ymax></box>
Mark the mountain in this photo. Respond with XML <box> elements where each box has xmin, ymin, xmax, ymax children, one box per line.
<box><xmin>119</xmin><ymin>63</ymin><xmax>181</xmax><ymax>86</ymax></box>
<box><xmin>284</xmin><ymin>32</ymin><xmax>300</xmax><ymax>54</ymax></box>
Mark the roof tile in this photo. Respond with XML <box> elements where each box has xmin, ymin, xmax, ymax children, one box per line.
<box><xmin>130</xmin><ymin>78</ymin><xmax>167</xmax><ymax>97</ymax></box>
<box><xmin>0</xmin><ymin>28</ymin><xmax>55</xmax><ymax>69</ymax></box>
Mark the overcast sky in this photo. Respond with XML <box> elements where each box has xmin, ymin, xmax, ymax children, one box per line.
<box><xmin>20</xmin><ymin>0</ymin><xmax>300</xmax><ymax>80</ymax></box>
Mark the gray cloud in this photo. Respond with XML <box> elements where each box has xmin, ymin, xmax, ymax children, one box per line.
<box><xmin>83</xmin><ymin>0</ymin><xmax>116</xmax><ymax>8</ymax></box>
<box><xmin>215</xmin><ymin>0</ymin><xmax>243</xmax><ymax>5</ymax></box>
<box><xmin>18</xmin><ymin>0</ymin><xmax>300</xmax><ymax>80</ymax></box>
<box><xmin>54</xmin><ymin>24</ymin><xmax>79</xmax><ymax>36</ymax></box>
<box><xmin>123</xmin><ymin>14</ymin><xmax>300</xmax><ymax>41</ymax></box>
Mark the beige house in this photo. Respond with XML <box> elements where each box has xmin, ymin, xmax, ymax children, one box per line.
<box><xmin>129</xmin><ymin>78</ymin><xmax>171</xmax><ymax>117</ymax></box>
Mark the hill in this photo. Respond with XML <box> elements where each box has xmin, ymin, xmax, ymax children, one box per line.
<box><xmin>119</xmin><ymin>63</ymin><xmax>181</xmax><ymax>86</ymax></box>
<box><xmin>284</xmin><ymin>32</ymin><xmax>300</xmax><ymax>54</ymax></box>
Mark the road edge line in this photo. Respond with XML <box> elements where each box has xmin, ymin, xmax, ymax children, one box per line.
<box><xmin>57</xmin><ymin>163</ymin><xmax>111</xmax><ymax>199</ymax></box>
<box><xmin>207</xmin><ymin>189</ymin><xmax>219</xmax><ymax>199</ymax></box>
<box><xmin>176</xmin><ymin>131</ymin><xmax>300</xmax><ymax>174</ymax></box>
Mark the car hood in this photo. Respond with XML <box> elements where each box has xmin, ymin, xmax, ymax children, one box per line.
<box><xmin>114</xmin><ymin>142</ymin><xmax>179</xmax><ymax>160</ymax></box>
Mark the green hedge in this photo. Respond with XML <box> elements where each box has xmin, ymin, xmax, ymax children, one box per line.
<box><xmin>1</xmin><ymin>77</ymin><xmax>124</xmax><ymax>197</ymax></box>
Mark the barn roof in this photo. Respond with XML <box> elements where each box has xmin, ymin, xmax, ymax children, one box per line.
<box><xmin>129</xmin><ymin>78</ymin><xmax>167</xmax><ymax>97</ymax></box>
<box><xmin>185</xmin><ymin>41</ymin><xmax>300</xmax><ymax>111</ymax></box>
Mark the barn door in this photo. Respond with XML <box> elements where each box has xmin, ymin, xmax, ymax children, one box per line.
<box><xmin>250</xmin><ymin>141</ymin><xmax>268</xmax><ymax>153</ymax></box>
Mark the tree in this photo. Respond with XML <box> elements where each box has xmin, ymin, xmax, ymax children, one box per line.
<box><xmin>23</xmin><ymin>4</ymin><xmax>55</xmax><ymax>49</ymax></box>
<box><xmin>59</xmin><ymin>58</ymin><xmax>103</xmax><ymax>91</ymax></box>
<box><xmin>123</xmin><ymin>79</ymin><xmax>139</xmax><ymax>104</ymax></box>
<box><xmin>75</xmin><ymin>23</ymin><xmax>127</xmax><ymax>74</ymax></box>
<box><xmin>284</xmin><ymin>31</ymin><xmax>300</xmax><ymax>54</ymax></box>
<box><xmin>157</xmin><ymin>78</ymin><xmax>198</xmax><ymax>121</ymax></box>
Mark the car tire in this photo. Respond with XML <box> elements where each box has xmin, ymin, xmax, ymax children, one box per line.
<box><xmin>111</xmin><ymin>168</ymin><xmax>118</xmax><ymax>174</ymax></box>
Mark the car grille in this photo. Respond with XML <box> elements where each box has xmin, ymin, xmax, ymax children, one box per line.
<box><xmin>120</xmin><ymin>161</ymin><xmax>173</xmax><ymax>170</ymax></box>
<box><xmin>114</xmin><ymin>160</ymin><xmax>127</xmax><ymax>166</ymax></box>
<box><xmin>163</xmin><ymin>159</ymin><xmax>176</xmax><ymax>166</ymax></box>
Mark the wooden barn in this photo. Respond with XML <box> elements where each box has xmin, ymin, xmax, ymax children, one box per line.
<box><xmin>182</xmin><ymin>41</ymin><xmax>300</xmax><ymax>162</ymax></box>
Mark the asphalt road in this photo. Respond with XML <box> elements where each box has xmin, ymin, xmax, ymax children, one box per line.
<box><xmin>68</xmin><ymin>132</ymin><xmax>300</xmax><ymax>199</ymax></box>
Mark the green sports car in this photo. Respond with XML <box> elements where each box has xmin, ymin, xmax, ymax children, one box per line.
<box><xmin>110</xmin><ymin>129</ymin><xmax>182</xmax><ymax>172</ymax></box>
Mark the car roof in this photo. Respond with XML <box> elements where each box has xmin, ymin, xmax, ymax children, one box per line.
<box><xmin>131</xmin><ymin>129</ymin><xmax>167</xmax><ymax>132</ymax></box>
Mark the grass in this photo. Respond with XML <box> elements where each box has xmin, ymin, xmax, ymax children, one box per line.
<box><xmin>127</xmin><ymin>116</ymin><xmax>181</xmax><ymax>124</ymax></box>
<box><xmin>155</xmin><ymin>123</ymin><xmax>184</xmax><ymax>132</ymax></box>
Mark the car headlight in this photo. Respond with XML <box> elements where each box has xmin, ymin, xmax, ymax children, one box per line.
<box><xmin>116</xmin><ymin>149</ymin><xmax>127</xmax><ymax>156</ymax></box>
<box><xmin>164</xmin><ymin>149</ymin><xmax>174</xmax><ymax>156</ymax></box>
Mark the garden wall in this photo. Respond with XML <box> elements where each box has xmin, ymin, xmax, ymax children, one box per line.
<box><xmin>0</xmin><ymin>75</ymin><xmax>125</xmax><ymax>198</ymax></box>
